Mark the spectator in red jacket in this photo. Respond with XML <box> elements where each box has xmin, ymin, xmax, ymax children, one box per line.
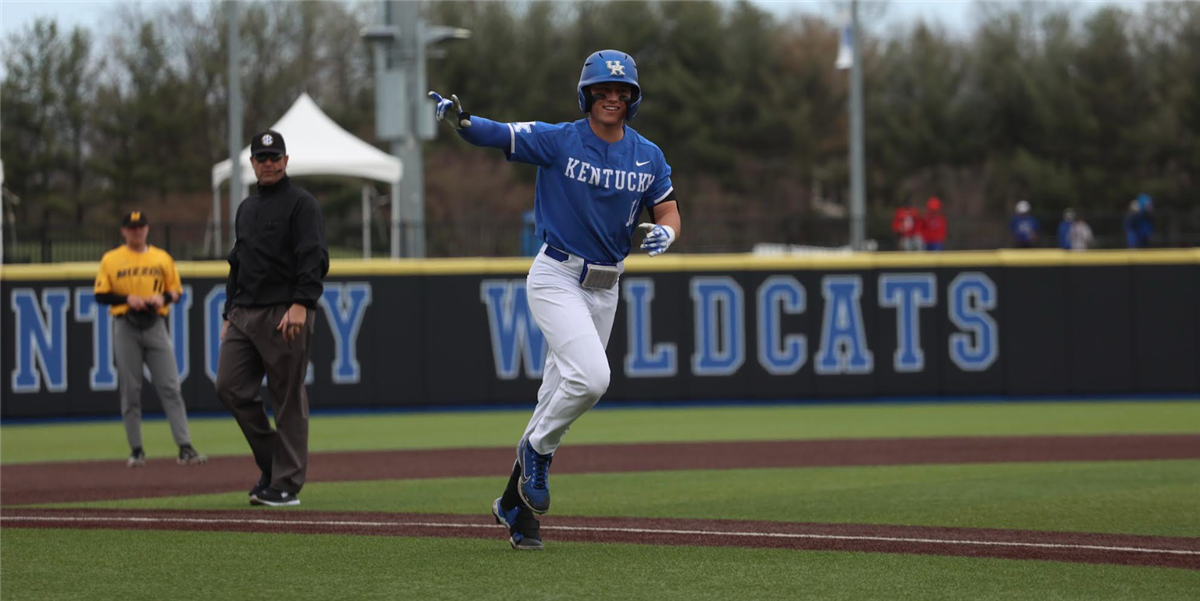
<box><xmin>922</xmin><ymin>197</ymin><xmax>947</xmax><ymax>251</ymax></box>
<box><xmin>892</xmin><ymin>201</ymin><xmax>923</xmax><ymax>251</ymax></box>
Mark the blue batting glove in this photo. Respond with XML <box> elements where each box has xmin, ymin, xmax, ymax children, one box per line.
<box><xmin>638</xmin><ymin>223</ymin><xmax>676</xmax><ymax>257</ymax></box>
<box><xmin>427</xmin><ymin>91</ymin><xmax>471</xmax><ymax>130</ymax></box>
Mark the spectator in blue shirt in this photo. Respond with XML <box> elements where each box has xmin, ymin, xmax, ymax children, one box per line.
<box><xmin>1125</xmin><ymin>194</ymin><xmax>1154</xmax><ymax>248</ymax></box>
<box><xmin>1010</xmin><ymin>200</ymin><xmax>1039</xmax><ymax>248</ymax></box>
<box><xmin>1056</xmin><ymin>209</ymin><xmax>1075</xmax><ymax>250</ymax></box>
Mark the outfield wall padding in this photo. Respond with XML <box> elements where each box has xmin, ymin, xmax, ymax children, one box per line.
<box><xmin>3</xmin><ymin>250</ymin><xmax>1197</xmax><ymax>418</ymax></box>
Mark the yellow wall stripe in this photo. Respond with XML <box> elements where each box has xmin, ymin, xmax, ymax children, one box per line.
<box><xmin>2</xmin><ymin>249</ymin><xmax>1197</xmax><ymax>281</ymax></box>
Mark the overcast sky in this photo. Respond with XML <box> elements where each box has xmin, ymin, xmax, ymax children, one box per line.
<box><xmin>0</xmin><ymin>1</ymin><xmax>1152</xmax><ymax>45</ymax></box>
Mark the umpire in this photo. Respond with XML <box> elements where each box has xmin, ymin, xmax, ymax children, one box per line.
<box><xmin>94</xmin><ymin>211</ymin><xmax>207</xmax><ymax>467</ymax></box>
<box><xmin>217</xmin><ymin>129</ymin><xmax>328</xmax><ymax>507</ymax></box>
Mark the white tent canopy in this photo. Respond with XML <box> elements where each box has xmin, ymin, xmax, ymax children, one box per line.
<box><xmin>210</xmin><ymin>93</ymin><xmax>403</xmax><ymax>258</ymax></box>
<box><xmin>212</xmin><ymin>93</ymin><xmax>402</xmax><ymax>188</ymax></box>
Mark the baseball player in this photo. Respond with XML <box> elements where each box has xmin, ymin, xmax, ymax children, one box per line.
<box><xmin>430</xmin><ymin>49</ymin><xmax>681</xmax><ymax>551</ymax></box>
<box><xmin>1010</xmin><ymin>200</ymin><xmax>1039</xmax><ymax>248</ymax></box>
<box><xmin>94</xmin><ymin>211</ymin><xmax>207</xmax><ymax>467</ymax></box>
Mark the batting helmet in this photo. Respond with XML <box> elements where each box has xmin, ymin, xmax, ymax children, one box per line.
<box><xmin>578</xmin><ymin>49</ymin><xmax>641</xmax><ymax>120</ymax></box>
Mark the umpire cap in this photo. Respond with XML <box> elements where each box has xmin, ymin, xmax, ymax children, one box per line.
<box><xmin>251</xmin><ymin>129</ymin><xmax>286</xmax><ymax>156</ymax></box>
<box><xmin>122</xmin><ymin>211</ymin><xmax>149</xmax><ymax>227</ymax></box>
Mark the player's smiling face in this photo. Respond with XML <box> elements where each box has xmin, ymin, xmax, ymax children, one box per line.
<box><xmin>589</xmin><ymin>82</ymin><xmax>633</xmax><ymax>126</ymax></box>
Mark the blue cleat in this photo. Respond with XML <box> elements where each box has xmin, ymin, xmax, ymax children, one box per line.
<box><xmin>492</xmin><ymin>497</ymin><xmax>543</xmax><ymax>550</ymax></box>
<box><xmin>516</xmin><ymin>437</ymin><xmax>553</xmax><ymax>514</ymax></box>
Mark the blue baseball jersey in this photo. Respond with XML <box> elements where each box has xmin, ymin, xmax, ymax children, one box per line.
<box><xmin>1010</xmin><ymin>214</ymin><xmax>1039</xmax><ymax>243</ymax></box>
<box><xmin>505</xmin><ymin>119</ymin><xmax>674</xmax><ymax>263</ymax></box>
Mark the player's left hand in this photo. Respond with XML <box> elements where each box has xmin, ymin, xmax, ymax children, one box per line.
<box><xmin>276</xmin><ymin>303</ymin><xmax>308</xmax><ymax>343</ymax></box>
<box><xmin>638</xmin><ymin>223</ymin><xmax>676</xmax><ymax>257</ymax></box>
<box><xmin>428</xmin><ymin>91</ymin><xmax>472</xmax><ymax>130</ymax></box>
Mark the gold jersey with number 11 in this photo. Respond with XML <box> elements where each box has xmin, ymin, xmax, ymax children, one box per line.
<box><xmin>93</xmin><ymin>245</ymin><xmax>182</xmax><ymax>317</ymax></box>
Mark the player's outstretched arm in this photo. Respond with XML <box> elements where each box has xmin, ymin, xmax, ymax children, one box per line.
<box><xmin>428</xmin><ymin>90</ymin><xmax>510</xmax><ymax>150</ymax></box>
<box><xmin>639</xmin><ymin>200</ymin><xmax>681</xmax><ymax>257</ymax></box>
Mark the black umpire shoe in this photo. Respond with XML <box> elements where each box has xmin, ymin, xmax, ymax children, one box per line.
<box><xmin>248</xmin><ymin>474</ymin><xmax>271</xmax><ymax>500</ymax></box>
<box><xmin>251</xmin><ymin>487</ymin><xmax>300</xmax><ymax>507</ymax></box>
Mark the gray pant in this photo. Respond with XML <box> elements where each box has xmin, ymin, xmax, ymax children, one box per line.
<box><xmin>114</xmin><ymin>315</ymin><xmax>192</xmax><ymax>450</ymax></box>
<box><xmin>216</xmin><ymin>305</ymin><xmax>315</xmax><ymax>494</ymax></box>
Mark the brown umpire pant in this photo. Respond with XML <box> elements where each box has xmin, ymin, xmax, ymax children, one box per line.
<box><xmin>216</xmin><ymin>305</ymin><xmax>315</xmax><ymax>494</ymax></box>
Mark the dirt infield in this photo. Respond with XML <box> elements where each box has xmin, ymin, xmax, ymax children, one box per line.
<box><xmin>4</xmin><ymin>434</ymin><xmax>1199</xmax><ymax>505</ymax></box>
<box><xmin>3</xmin><ymin>434</ymin><xmax>1199</xmax><ymax>569</ymax></box>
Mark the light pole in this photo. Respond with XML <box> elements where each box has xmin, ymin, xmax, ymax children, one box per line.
<box><xmin>225</xmin><ymin>0</ymin><xmax>243</xmax><ymax>254</ymax></box>
<box><xmin>848</xmin><ymin>0</ymin><xmax>866</xmax><ymax>251</ymax></box>
<box><xmin>363</xmin><ymin>1</ymin><xmax>470</xmax><ymax>259</ymax></box>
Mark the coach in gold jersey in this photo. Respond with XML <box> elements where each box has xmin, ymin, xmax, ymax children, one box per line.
<box><xmin>94</xmin><ymin>211</ymin><xmax>207</xmax><ymax>468</ymax></box>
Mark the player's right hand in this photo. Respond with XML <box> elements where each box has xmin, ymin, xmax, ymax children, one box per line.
<box><xmin>428</xmin><ymin>91</ymin><xmax>472</xmax><ymax>130</ymax></box>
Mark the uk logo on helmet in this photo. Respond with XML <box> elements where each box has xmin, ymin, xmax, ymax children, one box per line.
<box><xmin>606</xmin><ymin>60</ymin><xmax>625</xmax><ymax>76</ymax></box>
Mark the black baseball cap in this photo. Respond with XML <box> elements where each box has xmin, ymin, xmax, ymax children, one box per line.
<box><xmin>251</xmin><ymin>129</ymin><xmax>286</xmax><ymax>156</ymax></box>
<box><xmin>122</xmin><ymin>211</ymin><xmax>149</xmax><ymax>227</ymax></box>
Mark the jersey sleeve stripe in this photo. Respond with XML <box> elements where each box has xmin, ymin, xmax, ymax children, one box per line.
<box><xmin>507</xmin><ymin>123</ymin><xmax>516</xmax><ymax>155</ymax></box>
<box><xmin>649</xmin><ymin>186</ymin><xmax>675</xmax><ymax>206</ymax></box>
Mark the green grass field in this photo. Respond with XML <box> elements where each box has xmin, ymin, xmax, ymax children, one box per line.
<box><xmin>4</xmin><ymin>400</ymin><xmax>1198</xmax><ymax>463</ymax></box>
<box><xmin>4</xmin><ymin>400</ymin><xmax>1199</xmax><ymax>600</ymax></box>
<box><xmin>4</xmin><ymin>529</ymin><xmax>1196</xmax><ymax>601</ymax></box>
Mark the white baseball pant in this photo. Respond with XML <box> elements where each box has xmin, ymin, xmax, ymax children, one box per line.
<box><xmin>522</xmin><ymin>245</ymin><xmax>622</xmax><ymax>455</ymax></box>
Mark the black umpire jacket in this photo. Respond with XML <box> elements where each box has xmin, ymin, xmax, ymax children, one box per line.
<box><xmin>224</xmin><ymin>175</ymin><xmax>329</xmax><ymax>318</ymax></box>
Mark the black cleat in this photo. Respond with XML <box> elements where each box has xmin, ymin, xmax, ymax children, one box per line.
<box><xmin>176</xmin><ymin>444</ymin><xmax>208</xmax><ymax>466</ymax></box>
<box><xmin>492</xmin><ymin>497</ymin><xmax>543</xmax><ymax>551</ymax></box>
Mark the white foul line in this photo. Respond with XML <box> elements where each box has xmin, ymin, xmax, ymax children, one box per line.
<box><xmin>3</xmin><ymin>515</ymin><xmax>1197</xmax><ymax>558</ymax></box>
